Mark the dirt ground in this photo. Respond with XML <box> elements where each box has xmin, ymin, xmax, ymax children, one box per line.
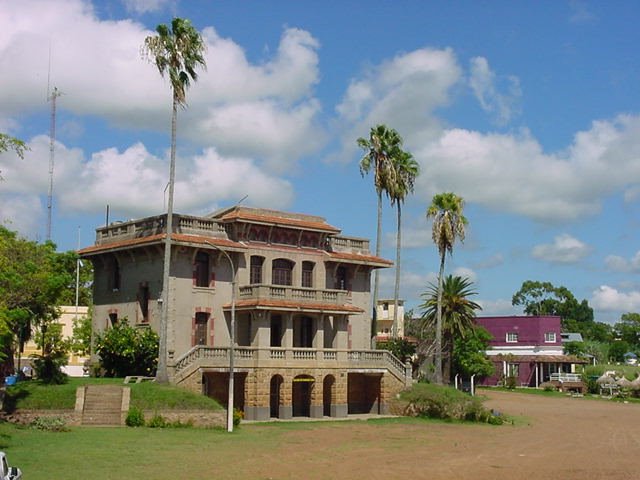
<box><xmin>236</xmin><ymin>390</ymin><xmax>640</xmax><ymax>480</ymax></box>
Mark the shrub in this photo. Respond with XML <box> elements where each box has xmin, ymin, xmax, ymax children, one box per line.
<box><xmin>95</xmin><ymin>319</ymin><xmax>159</xmax><ymax>377</ymax></box>
<box><xmin>147</xmin><ymin>413</ymin><xmax>167</xmax><ymax>428</ymax></box>
<box><xmin>30</xmin><ymin>416</ymin><xmax>69</xmax><ymax>432</ymax></box>
<box><xmin>399</xmin><ymin>383</ymin><xmax>498</xmax><ymax>423</ymax></box>
<box><xmin>125</xmin><ymin>406</ymin><xmax>145</xmax><ymax>427</ymax></box>
<box><xmin>233</xmin><ymin>408</ymin><xmax>243</xmax><ymax>427</ymax></box>
<box><xmin>505</xmin><ymin>376</ymin><xmax>517</xmax><ymax>390</ymax></box>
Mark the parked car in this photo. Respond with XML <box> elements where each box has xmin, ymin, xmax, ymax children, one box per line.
<box><xmin>0</xmin><ymin>452</ymin><xmax>22</xmax><ymax>480</ymax></box>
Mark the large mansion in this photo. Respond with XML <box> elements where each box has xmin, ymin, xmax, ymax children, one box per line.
<box><xmin>80</xmin><ymin>206</ymin><xmax>412</xmax><ymax>420</ymax></box>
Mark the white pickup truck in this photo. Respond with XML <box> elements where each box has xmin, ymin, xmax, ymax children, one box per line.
<box><xmin>0</xmin><ymin>452</ymin><xmax>21</xmax><ymax>480</ymax></box>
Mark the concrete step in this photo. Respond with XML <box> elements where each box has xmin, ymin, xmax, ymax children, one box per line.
<box><xmin>81</xmin><ymin>385</ymin><xmax>125</xmax><ymax>426</ymax></box>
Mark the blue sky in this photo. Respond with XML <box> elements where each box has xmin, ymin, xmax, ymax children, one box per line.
<box><xmin>1</xmin><ymin>0</ymin><xmax>639</xmax><ymax>323</ymax></box>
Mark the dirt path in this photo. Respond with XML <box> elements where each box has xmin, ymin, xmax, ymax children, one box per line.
<box><xmin>236</xmin><ymin>391</ymin><xmax>640</xmax><ymax>480</ymax></box>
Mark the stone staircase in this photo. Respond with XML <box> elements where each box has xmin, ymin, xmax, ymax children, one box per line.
<box><xmin>80</xmin><ymin>385</ymin><xmax>127</xmax><ymax>426</ymax></box>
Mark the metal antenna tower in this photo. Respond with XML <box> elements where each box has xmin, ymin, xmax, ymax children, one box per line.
<box><xmin>46</xmin><ymin>86</ymin><xmax>61</xmax><ymax>241</ymax></box>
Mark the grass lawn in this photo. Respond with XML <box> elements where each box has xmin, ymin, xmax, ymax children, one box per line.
<box><xmin>0</xmin><ymin>417</ymin><xmax>438</xmax><ymax>480</ymax></box>
<box><xmin>3</xmin><ymin>377</ymin><xmax>222</xmax><ymax>412</ymax></box>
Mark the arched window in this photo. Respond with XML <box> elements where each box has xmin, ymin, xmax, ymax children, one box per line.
<box><xmin>272</xmin><ymin>259</ymin><xmax>294</xmax><ymax>286</ymax></box>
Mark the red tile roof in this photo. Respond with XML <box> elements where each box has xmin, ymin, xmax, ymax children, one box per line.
<box><xmin>78</xmin><ymin>233</ymin><xmax>245</xmax><ymax>255</ymax></box>
<box><xmin>325</xmin><ymin>251</ymin><xmax>393</xmax><ymax>267</ymax></box>
<box><xmin>220</xmin><ymin>210</ymin><xmax>341</xmax><ymax>233</ymax></box>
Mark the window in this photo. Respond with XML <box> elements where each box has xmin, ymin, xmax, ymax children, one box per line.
<box><xmin>544</xmin><ymin>332</ymin><xmax>556</xmax><ymax>343</ymax></box>
<box><xmin>272</xmin><ymin>259</ymin><xmax>293</xmax><ymax>286</ymax></box>
<box><xmin>506</xmin><ymin>332</ymin><xmax>518</xmax><ymax>343</ymax></box>
<box><xmin>335</xmin><ymin>266</ymin><xmax>347</xmax><ymax>290</ymax></box>
<box><xmin>194</xmin><ymin>252</ymin><xmax>210</xmax><ymax>287</ymax></box>
<box><xmin>108</xmin><ymin>255</ymin><xmax>120</xmax><ymax>291</ymax></box>
<box><xmin>194</xmin><ymin>312</ymin><xmax>209</xmax><ymax>346</ymax></box>
<box><xmin>382</xmin><ymin>302</ymin><xmax>389</xmax><ymax>311</ymax></box>
<box><xmin>302</xmin><ymin>261</ymin><xmax>314</xmax><ymax>288</ymax></box>
<box><xmin>108</xmin><ymin>313</ymin><xmax>118</xmax><ymax>326</ymax></box>
<box><xmin>138</xmin><ymin>283</ymin><xmax>149</xmax><ymax>323</ymax></box>
<box><xmin>507</xmin><ymin>363</ymin><xmax>519</xmax><ymax>377</ymax></box>
<box><xmin>250</xmin><ymin>256</ymin><xmax>264</xmax><ymax>284</ymax></box>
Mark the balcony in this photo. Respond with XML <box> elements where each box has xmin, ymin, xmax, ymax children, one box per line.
<box><xmin>95</xmin><ymin>214</ymin><xmax>227</xmax><ymax>246</ymax></box>
<box><xmin>238</xmin><ymin>284</ymin><xmax>350</xmax><ymax>306</ymax></box>
<box><xmin>173</xmin><ymin>346</ymin><xmax>408</xmax><ymax>383</ymax></box>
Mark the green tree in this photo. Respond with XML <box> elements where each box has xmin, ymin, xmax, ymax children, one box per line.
<box><xmin>613</xmin><ymin>312</ymin><xmax>640</xmax><ymax>349</ymax></box>
<box><xmin>0</xmin><ymin>226</ymin><xmax>73</xmax><ymax>374</ymax></box>
<box><xmin>452</xmin><ymin>326</ymin><xmax>494</xmax><ymax>379</ymax></box>
<box><xmin>144</xmin><ymin>17</ymin><xmax>206</xmax><ymax>383</ymax></box>
<box><xmin>608</xmin><ymin>340</ymin><xmax>630</xmax><ymax>363</ymax></box>
<box><xmin>388</xmin><ymin>149</ymin><xmax>419</xmax><ymax>338</ymax></box>
<box><xmin>0</xmin><ymin>133</ymin><xmax>28</xmax><ymax>180</ymax></box>
<box><xmin>511</xmin><ymin>281</ymin><xmax>594</xmax><ymax>330</ymax></box>
<box><xmin>358</xmin><ymin>124</ymin><xmax>403</xmax><ymax>343</ymax></box>
<box><xmin>95</xmin><ymin>319</ymin><xmax>159</xmax><ymax>377</ymax></box>
<box><xmin>426</xmin><ymin>193</ymin><xmax>468</xmax><ymax>384</ymax></box>
<box><xmin>419</xmin><ymin>275</ymin><xmax>480</xmax><ymax>383</ymax></box>
<box><xmin>70</xmin><ymin>314</ymin><xmax>92</xmax><ymax>356</ymax></box>
<box><xmin>32</xmin><ymin>321</ymin><xmax>68</xmax><ymax>384</ymax></box>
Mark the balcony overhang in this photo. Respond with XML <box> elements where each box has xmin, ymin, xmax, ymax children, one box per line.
<box><xmin>79</xmin><ymin>233</ymin><xmax>246</xmax><ymax>257</ymax></box>
<box><xmin>226</xmin><ymin>298</ymin><xmax>364</xmax><ymax>315</ymax></box>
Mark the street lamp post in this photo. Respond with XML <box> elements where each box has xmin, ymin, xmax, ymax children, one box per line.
<box><xmin>205</xmin><ymin>242</ymin><xmax>236</xmax><ymax>433</ymax></box>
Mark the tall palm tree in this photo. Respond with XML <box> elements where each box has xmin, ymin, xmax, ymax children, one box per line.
<box><xmin>419</xmin><ymin>275</ymin><xmax>481</xmax><ymax>382</ymax></box>
<box><xmin>144</xmin><ymin>17</ymin><xmax>206</xmax><ymax>383</ymax></box>
<box><xmin>358</xmin><ymin>125</ymin><xmax>402</xmax><ymax>345</ymax></box>
<box><xmin>426</xmin><ymin>192</ymin><xmax>467</xmax><ymax>384</ymax></box>
<box><xmin>389</xmin><ymin>150</ymin><xmax>419</xmax><ymax>338</ymax></box>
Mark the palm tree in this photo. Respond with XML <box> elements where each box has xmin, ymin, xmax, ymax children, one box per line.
<box><xmin>358</xmin><ymin>125</ymin><xmax>403</xmax><ymax>345</ymax></box>
<box><xmin>419</xmin><ymin>275</ymin><xmax>481</xmax><ymax>382</ymax></box>
<box><xmin>426</xmin><ymin>192</ymin><xmax>468</xmax><ymax>384</ymax></box>
<box><xmin>144</xmin><ymin>17</ymin><xmax>206</xmax><ymax>383</ymax></box>
<box><xmin>389</xmin><ymin>150</ymin><xmax>419</xmax><ymax>338</ymax></box>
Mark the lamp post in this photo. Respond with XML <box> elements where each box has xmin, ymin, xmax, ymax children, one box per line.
<box><xmin>205</xmin><ymin>242</ymin><xmax>236</xmax><ymax>433</ymax></box>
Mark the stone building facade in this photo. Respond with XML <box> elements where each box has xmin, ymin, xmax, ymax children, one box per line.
<box><xmin>80</xmin><ymin>206</ymin><xmax>412</xmax><ymax>420</ymax></box>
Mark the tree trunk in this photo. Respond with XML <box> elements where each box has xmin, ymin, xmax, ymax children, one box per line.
<box><xmin>157</xmin><ymin>95</ymin><xmax>178</xmax><ymax>384</ymax></box>
<box><xmin>392</xmin><ymin>203</ymin><xmax>401</xmax><ymax>338</ymax></box>
<box><xmin>371</xmin><ymin>191</ymin><xmax>382</xmax><ymax>346</ymax></box>
<box><xmin>435</xmin><ymin>252</ymin><xmax>445</xmax><ymax>384</ymax></box>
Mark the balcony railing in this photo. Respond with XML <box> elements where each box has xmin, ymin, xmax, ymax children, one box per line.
<box><xmin>95</xmin><ymin>214</ymin><xmax>227</xmax><ymax>245</ymax></box>
<box><xmin>173</xmin><ymin>346</ymin><xmax>408</xmax><ymax>382</ymax></box>
<box><xmin>329</xmin><ymin>236</ymin><xmax>370</xmax><ymax>254</ymax></box>
<box><xmin>238</xmin><ymin>284</ymin><xmax>350</xmax><ymax>306</ymax></box>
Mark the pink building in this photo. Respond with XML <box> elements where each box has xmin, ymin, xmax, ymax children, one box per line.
<box><xmin>476</xmin><ymin>316</ymin><xmax>586</xmax><ymax>387</ymax></box>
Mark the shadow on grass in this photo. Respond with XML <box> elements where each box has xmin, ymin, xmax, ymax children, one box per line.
<box><xmin>2</xmin><ymin>384</ymin><xmax>31</xmax><ymax>413</ymax></box>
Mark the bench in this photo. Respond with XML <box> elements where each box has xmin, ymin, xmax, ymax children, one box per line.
<box><xmin>123</xmin><ymin>376</ymin><xmax>156</xmax><ymax>384</ymax></box>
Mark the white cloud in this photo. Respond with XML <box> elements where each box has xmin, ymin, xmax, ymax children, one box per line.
<box><xmin>569</xmin><ymin>0</ymin><xmax>597</xmax><ymax>24</ymax></box>
<box><xmin>0</xmin><ymin>135</ymin><xmax>294</xmax><ymax>234</ymax></box>
<box><xmin>452</xmin><ymin>266</ymin><xmax>477</xmax><ymax>283</ymax></box>
<box><xmin>0</xmin><ymin>1</ymin><xmax>324</xmax><ymax>171</ymax></box>
<box><xmin>532</xmin><ymin>234</ymin><xmax>591</xmax><ymax>264</ymax></box>
<box><xmin>605</xmin><ymin>251</ymin><xmax>640</xmax><ymax>273</ymax></box>
<box><xmin>332</xmin><ymin>47</ymin><xmax>461</xmax><ymax>162</ymax></box>
<box><xmin>413</xmin><ymin>114</ymin><xmax>640</xmax><ymax>222</ymax></box>
<box><xmin>473</xmin><ymin>253</ymin><xmax>504</xmax><ymax>269</ymax></box>
<box><xmin>591</xmin><ymin>285</ymin><xmax>640</xmax><ymax>312</ymax></box>
<box><xmin>477</xmin><ymin>299</ymin><xmax>519</xmax><ymax>316</ymax></box>
<box><xmin>122</xmin><ymin>0</ymin><xmax>174</xmax><ymax>14</ymax></box>
<box><xmin>333</xmin><ymin>46</ymin><xmax>640</xmax><ymax>223</ymax></box>
<box><xmin>469</xmin><ymin>57</ymin><xmax>521</xmax><ymax>126</ymax></box>
<box><xmin>0</xmin><ymin>194</ymin><xmax>43</xmax><ymax>237</ymax></box>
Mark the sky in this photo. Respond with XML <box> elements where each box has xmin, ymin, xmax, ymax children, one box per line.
<box><xmin>1</xmin><ymin>0</ymin><xmax>639</xmax><ymax>324</ymax></box>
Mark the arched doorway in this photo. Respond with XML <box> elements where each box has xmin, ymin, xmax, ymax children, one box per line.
<box><xmin>292</xmin><ymin>375</ymin><xmax>314</xmax><ymax>417</ymax></box>
<box><xmin>323</xmin><ymin>375</ymin><xmax>335</xmax><ymax>417</ymax></box>
<box><xmin>270</xmin><ymin>375</ymin><xmax>284</xmax><ymax>418</ymax></box>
